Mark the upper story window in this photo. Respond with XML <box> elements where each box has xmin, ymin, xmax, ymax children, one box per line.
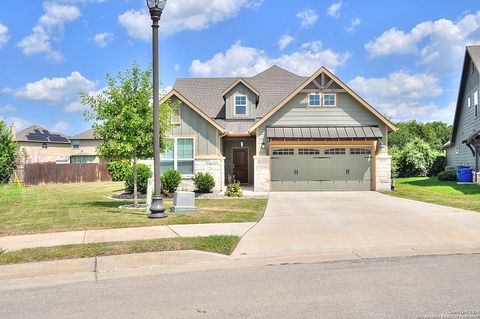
<box><xmin>323</xmin><ymin>94</ymin><xmax>337</xmax><ymax>107</ymax></box>
<box><xmin>172</xmin><ymin>108</ymin><xmax>181</xmax><ymax>125</ymax></box>
<box><xmin>72</xmin><ymin>140</ymin><xmax>80</xmax><ymax>149</ymax></box>
<box><xmin>308</xmin><ymin>93</ymin><xmax>321</xmax><ymax>107</ymax></box>
<box><xmin>42</xmin><ymin>143</ymin><xmax>48</xmax><ymax>149</ymax></box>
<box><xmin>474</xmin><ymin>91</ymin><xmax>479</xmax><ymax>106</ymax></box>
<box><xmin>234</xmin><ymin>95</ymin><xmax>247</xmax><ymax>116</ymax></box>
<box><xmin>468</xmin><ymin>96</ymin><xmax>471</xmax><ymax>108</ymax></box>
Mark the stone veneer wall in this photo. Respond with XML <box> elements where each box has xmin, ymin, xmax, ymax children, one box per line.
<box><xmin>191</xmin><ymin>156</ymin><xmax>225</xmax><ymax>193</ymax></box>
<box><xmin>375</xmin><ymin>155</ymin><xmax>392</xmax><ymax>191</ymax></box>
<box><xmin>254</xmin><ymin>156</ymin><xmax>270</xmax><ymax>192</ymax></box>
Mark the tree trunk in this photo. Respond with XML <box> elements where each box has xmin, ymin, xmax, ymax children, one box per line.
<box><xmin>133</xmin><ymin>156</ymin><xmax>138</xmax><ymax>208</ymax></box>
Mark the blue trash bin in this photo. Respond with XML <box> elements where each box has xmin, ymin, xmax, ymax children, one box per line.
<box><xmin>460</xmin><ymin>168</ymin><xmax>473</xmax><ymax>182</ymax></box>
<box><xmin>456</xmin><ymin>166</ymin><xmax>469</xmax><ymax>181</ymax></box>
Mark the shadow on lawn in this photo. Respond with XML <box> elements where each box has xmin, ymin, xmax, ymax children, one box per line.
<box><xmin>399</xmin><ymin>177</ymin><xmax>480</xmax><ymax>195</ymax></box>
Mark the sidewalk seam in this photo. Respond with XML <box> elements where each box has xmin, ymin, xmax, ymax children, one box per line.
<box><xmin>82</xmin><ymin>231</ymin><xmax>87</xmax><ymax>244</ymax></box>
<box><xmin>168</xmin><ymin>226</ymin><xmax>182</xmax><ymax>237</ymax></box>
<box><xmin>94</xmin><ymin>257</ymin><xmax>98</xmax><ymax>281</ymax></box>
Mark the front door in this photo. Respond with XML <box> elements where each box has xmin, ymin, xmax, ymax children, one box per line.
<box><xmin>233</xmin><ymin>148</ymin><xmax>249</xmax><ymax>184</ymax></box>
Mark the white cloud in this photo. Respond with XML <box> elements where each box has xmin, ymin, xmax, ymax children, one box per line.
<box><xmin>278</xmin><ymin>34</ymin><xmax>295</xmax><ymax>51</ymax></box>
<box><xmin>348</xmin><ymin>71</ymin><xmax>445</xmax><ymax>121</ymax></box>
<box><xmin>6</xmin><ymin>72</ymin><xmax>96</xmax><ymax>104</ymax></box>
<box><xmin>345</xmin><ymin>18</ymin><xmax>361</xmax><ymax>32</ymax></box>
<box><xmin>174</xmin><ymin>63</ymin><xmax>181</xmax><ymax>71</ymax></box>
<box><xmin>3</xmin><ymin>117</ymin><xmax>32</xmax><ymax>131</ymax></box>
<box><xmin>0</xmin><ymin>23</ymin><xmax>10</xmax><ymax>48</ymax></box>
<box><xmin>297</xmin><ymin>8</ymin><xmax>318</xmax><ymax>29</ymax></box>
<box><xmin>0</xmin><ymin>105</ymin><xmax>15</xmax><ymax>113</ymax></box>
<box><xmin>52</xmin><ymin>121</ymin><xmax>70</xmax><ymax>133</ymax></box>
<box><xmin>190</xmin><ymin>40</ymin><xmax>351</xmax><ymax>77</ymax></box>
<box><xmin>365</xmin><ymin>10</ymin><xmax>480</xmax><ymax>74</ymax></box>
<box><xmin>93</xmin><ymin>32</ymin><xmax>114</xmax><ymax>47</ymax></box>
<box><xmin>17</xmin><ymin>2</ymin><xmax>81</xmax><ymax>62</ymax></box>
<box><xmin>327</xmin><ymin>1</ymin><xmax>342</xmax><ymax>19</ymax></box>
<box><xmin>119</xmin><ymin>0</ymin><xmax>262</xmax><ymax>41</ymax></box>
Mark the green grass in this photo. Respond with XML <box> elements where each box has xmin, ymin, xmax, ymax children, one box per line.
<box><xmin>0</xmin><ymin>182</ymin><xmax>267</xmax><ymax>236</ymax></box>
<box><xmin>387</xmin><ymin>177</ymin><xmax>480</xmax><ymax>212</ymax></box>
<box><xmin>0</xmin><ymin>235</ymin><xmax>240</xmax><ymax>265</ymax></box>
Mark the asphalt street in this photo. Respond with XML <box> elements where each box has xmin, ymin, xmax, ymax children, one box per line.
<box><xmin>1</xmin><ymin>254</ymin><xmax>480</xmax><ymax>319</ymax></box>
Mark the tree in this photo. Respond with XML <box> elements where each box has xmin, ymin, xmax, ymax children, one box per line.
<box><xmin>0</xmin><ymin>120</ymin><xmax>17</xmax><ymax>183</ymax></box>
<box><xmin>394</xmin><ymin>138</ymin><xmax>440</xmax><ymax>177</ymax></box>
<box><xmin>82</xmin><ymin>62</ymin><xmax>174</xmax><ymax>207</ymax></box>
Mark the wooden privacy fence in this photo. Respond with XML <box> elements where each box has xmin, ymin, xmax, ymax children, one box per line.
<box><xmin>24</xmin><ymin>163</ymin><xmax>111</xmax><ymax>185</ymax></box>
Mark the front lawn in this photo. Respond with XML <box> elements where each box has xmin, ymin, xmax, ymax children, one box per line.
<box><xmin>387</xmin><ymin>177</ymin><xmax>480</xmax><ymax>212</ymax></box>
<box><xmin>0</xmin><ymin>235</ymin><xmax>240</xmax><ymax>265</ymax></box>
<box><xmin>0</xmin><ymin>182</ymin><xmax>267</xmax><ymax>236</ymax></box>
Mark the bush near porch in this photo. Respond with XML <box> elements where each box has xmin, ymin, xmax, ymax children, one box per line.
<box><xmin>0</xmin><ymin>182</ymin><xmax>267</xmax><ymax>236</ymax></box>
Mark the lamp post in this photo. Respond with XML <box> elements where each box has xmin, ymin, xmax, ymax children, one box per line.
<box><xmin>147</xmin><ymin>0</ymin><xmax>167</xmax><ymax>218</ymax></box>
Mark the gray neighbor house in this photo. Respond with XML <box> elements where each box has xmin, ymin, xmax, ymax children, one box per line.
<box><xmin>161</xmin><ymin>65</ymin><xmax>395</xmax><ymax>193</ymax></box>
<box><xmin>445</xmin><ymin>45</ymin><xmax>480</xmax><ymax>177</ymax></box>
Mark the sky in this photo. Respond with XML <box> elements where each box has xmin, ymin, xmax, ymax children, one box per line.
<box><xmin>0</xmin><ymin>0</ymin><xmax>480</xmax><ymax>136</ymax></box>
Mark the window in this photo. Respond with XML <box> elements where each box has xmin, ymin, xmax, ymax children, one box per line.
<box><xmin>272</xmin><ymin>148</ymin><xmax>294</xmax><ymax>155</ymax></box>
<box><xmin>172</xmin><ymin>108</ymin><xmax>181</xmax><ymax>125</ymax></box>
<box><xmin>468</xmin><ymin>96</ymin><xmax>471</xmax><ymax>108</ymax></box>
<box><xmin>42</xmin><ymin>143</ymin><xmax>48</xmax><ymax>149</ymax></box>
<box><xmin>72</xmin><ymin>140</ymin><xmax>80</xmax><ymax>149</ymax></box>
<box><xmin>324</xmin><ymin>148</ymin><xmax>346</xmax><ymax>155</ymax></box>
<box><xmin>323</xmin><ymin>94</ymin><xmax>336</xmax><ymax>107</ymax></box>
<box><xmin>350</xmin><ymin>148</ymin><xmax>371</xmax><ymax>155</ymax></box>
<box><xmin>71</xmin><ymin>156</ymin><xmax>96</xmax><ymax>163</ymax></box>
<box><xmin>474</xmin><ymin>91</ymin><xmax>479</xmax><ymax>106</ymax></box>
<box><xmin>234</xmin><ymin>95</ymin><xmax>247</xmax><ymax>116</ymax></box>
<box><xmin>308</xmin><ymin>93</ymin><xmax>321</xmax><ymax>107</ymax></box>
<box><xmin>455</xmin><ymin>146</ymin><xmax>460</xmax><ymax>154</ymax></box>
<box><xmin>161</xmin><ymin>138</ymin><xmax>194</xmax><ymax>175</ymax></box>
<box><xmin>298</xmin><ymin>148</ymin><xmax>320</xmax><ymax>155</ymax></box>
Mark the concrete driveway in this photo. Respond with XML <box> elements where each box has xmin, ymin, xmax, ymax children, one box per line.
<box><xmin>233</xmin><ymin>192</ymin><xmax>480</xmax><ymax>257</ymax></box>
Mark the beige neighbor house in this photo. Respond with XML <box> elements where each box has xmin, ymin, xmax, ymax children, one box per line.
<box><xmin>12</xmin><ymin>125</ymin><xmax>104</xmax><ymax>164</ymax></box>
<box><xmin>161</xmin><ymin>65</ymin><xmax>396</xmax><ymax>193</ymax></box>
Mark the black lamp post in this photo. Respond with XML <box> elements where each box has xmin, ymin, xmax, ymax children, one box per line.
<box><xmin>147</xmin><ymin>0</ymin><xmax>167</xmax><ymax>219</ymax></box>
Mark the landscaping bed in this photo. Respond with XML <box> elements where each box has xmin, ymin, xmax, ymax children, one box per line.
<box><xmin>386</xmin><ymin>177</ymin><xmax>480</xmax><ymax>213</ymax></box>
<box><xmin>0</xmin><ymin>182</ymin><xmax>268</xmax><ymax>236</ymax></box>
<box><xmin>0</xmin><ymin>235</ymin><xmax>240</xmax><ymax>265</ymax></box>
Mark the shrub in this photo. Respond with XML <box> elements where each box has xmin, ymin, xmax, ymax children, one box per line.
<box><xmin>438</xmin><ymin>170</ymin><xmax>456</xmax><ymax>181</ymax></box>
<box><xmin>225</xmin><ymin>175</ymin><xmax>243</xmax><ymax>197</ymax></box>
<box><xmin>107</xmin><ymin>160</ymin><xmax>130</xmax><ymax>181</ymax></box>
<box><xmin>161</xmin><ymin>168</ymin><xmax>182</xmax><ymax>193</ymax></box>
<box><xmin>394</xmin><ymin>139</ymin><xmax>438</xmax><ymax>177</ymax></box>
<box><xmin>430</xmin><ymin>155</ymin><xmax>447</xmax><ymax>176</ymax></box>
<box><xmin>192</xmin><ymin>172</ymin><xmax>215</xmax><ymax>193</ymax></box>
<box><xmin>125</xmin><ymin>163</ymin><xmax>152</xmax><ymax>194</ymax></box>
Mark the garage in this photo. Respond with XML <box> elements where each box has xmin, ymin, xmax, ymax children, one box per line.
<box><xmin>266</xmin><ymin>126</ymin><xmax>383</xmax><ymax>192</ymax></box>
<box><xmin>270</xmin><ymin>146</ymin><xmax>372</xmax><ymax>191</ymax></box>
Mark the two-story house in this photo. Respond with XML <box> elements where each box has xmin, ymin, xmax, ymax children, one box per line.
<box><xmin>161</xmin><ymin>65</ymin><xmax>395</xmax><ymax>192</ymax></box>
<box><xmin>445</xmin><ymin>45</ymin><xmax>480</xmax><ymax>178</ymax></box>
<box><xmin>70</xmin><ymin>129</ymin><xmax>105</xmax><ymax>164</ymax></box>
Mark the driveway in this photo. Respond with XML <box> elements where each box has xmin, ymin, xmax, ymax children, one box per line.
<box><xmin>233</xmin><ymin>192</ymin><xmax>480</xmax><ymax>257</ymax></box>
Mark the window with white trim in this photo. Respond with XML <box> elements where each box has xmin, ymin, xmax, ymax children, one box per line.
<box><xmin>468</xmin><ymin>96</ymin><xmax>471</xmax><ymax>108</ymax></box>
<box><xmin>324</xmin><ymin>148</ymin><xmax>346</xmax><ymax>155</ymax></box>
<box><xmin>474</xmin><ymin>91</ymin><xmax>478</xmax><ymax>106</ymax></box>
<box><xmin>272</xmin><ymin>148</ymin><xmax>294</xmax><ymax>155</ymax></box>
<box><xmin>72</xmin><ymin>140</ymin><xmax>80</xmax><ymax>149</ymax></box>
<box><xmin>323</xmin><ymin>94</ymin><xmax>336</xmax><ymax>107</ymax></box>
<box><xmin>42</xmin><ymin>143</ymin><xmax>48</xmax><ymax>149</ymax></box>
<box><xmin>298</xmin><ymin>148</ymin><xmax>320</xmax><ymax>155</ymax></box>
<box><xmin>350</xmin><ymin>148</ymin><xmax>371</xmax><ymax>155</ymax></box>
<box><xmin>172</xmin><ymin>108</ymin><xmax>181</xmax><ymax>125</ymax></box>
<box><xmin>308</xmin><ymin>93</ymin><xmax>321</xmax><ymax>107</ymax></box>
<box><xmin>234</xmin><ymin>95</ymin><xmax>247</xmax><ymax>115</ymax></box>
<box><xmin>161</xmin><ymin>138</ymin><xmax>194</xmax><ymax>175</ymax></box>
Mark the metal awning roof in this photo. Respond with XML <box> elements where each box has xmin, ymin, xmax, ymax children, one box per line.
<box><xmin>266</xmin><ymin>126</ymin><xmax>383</xmax><ymax>139</ymax></box>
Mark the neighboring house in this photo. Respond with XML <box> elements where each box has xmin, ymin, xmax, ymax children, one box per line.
<box><xmin>445</xmin><ymin>45</ymin><xmax>480</xmax><ymax>176</ymax></box>
<box><xmin>162</xmin><ymin>65</ymin><xmax>395</xmax><ymax>192</ymax></box>
<box><xmin>13</xmin><ymin>125</ymin><xmax>71</xmax><ymax>164</ymax></box>
<box><xmin>70</xmin><ymin>129</ymin><xmax>105</xmax><ymax>163</ymax></box>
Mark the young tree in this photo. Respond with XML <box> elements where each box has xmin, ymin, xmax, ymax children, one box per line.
<box><xmin>0</xmin><ymin>120</ymin><xmax>17</xmax><ymax>184</ymax></box>
<box><xmin>82</xmin><ymin>62</ymin><xmax>174</xmax><ymax>207</ymax></box>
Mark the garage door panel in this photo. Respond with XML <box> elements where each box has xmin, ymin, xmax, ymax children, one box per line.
<box><xmin>270</xmin><ymin>147</ymin><xmax>372</xmax><ymax>191</ymax></box>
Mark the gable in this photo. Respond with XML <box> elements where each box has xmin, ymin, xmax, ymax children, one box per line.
<box><xmin>248</xmin><ymin>67</ymin><xmax>396</xmax><ymax>133</ymax></box>
<box><xmin>224</xmin><ymin>82</ymin><xmax>257</xmax><ymax>119</ymax></box>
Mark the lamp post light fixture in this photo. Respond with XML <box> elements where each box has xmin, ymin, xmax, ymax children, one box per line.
<box><xmin>147</xmin><ymin>0</ymin><xmax>167</xmax><ymax>219</ymax></box>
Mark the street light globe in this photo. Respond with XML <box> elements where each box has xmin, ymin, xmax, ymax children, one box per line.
<box><xmin>146</xmin><ymin>0</ymin><xmax>167</xmax><ymax>10</ymax></box>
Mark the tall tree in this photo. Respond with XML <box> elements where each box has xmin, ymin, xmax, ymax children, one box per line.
<box><xmin>82</xmin><ymin>62</ymin><xmax>174</xmax><ymax>206</ymax></box>
<box><xmin>0</xmin><ymin>120</ymin><xmax>17</xmax><ymax>184</ymax></box>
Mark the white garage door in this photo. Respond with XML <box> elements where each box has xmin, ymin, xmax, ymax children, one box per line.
<box><xmin>270</xmin><ymin>147</ymin><xmax>372</xmax><ymax>191</ymax></box>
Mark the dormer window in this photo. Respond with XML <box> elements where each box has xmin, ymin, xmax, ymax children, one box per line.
<box><xmin>308</xmin><ymin>93</ymin><xmax>321</xmax><ymax>107</ymax></box>
<box><xmin>234</xmin><ymin>95</ymin><xmax>247</xmax><ymax>116</ymax></box>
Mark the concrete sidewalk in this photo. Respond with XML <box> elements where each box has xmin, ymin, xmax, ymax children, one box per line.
<box><xmin>0</xmin><ymin>222</ymin><xmax>257</xmax><ymax>251</ymax></box>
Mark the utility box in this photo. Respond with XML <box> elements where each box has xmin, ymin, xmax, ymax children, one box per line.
<box><xmin>171</xmin><ymin>191</ymin><xmax>197</xmax><ymax>213</ymax></box>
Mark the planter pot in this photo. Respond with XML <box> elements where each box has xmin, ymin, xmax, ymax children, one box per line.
<box><xmin>171</xmin><ymin>191</ymin><xmax>197</xmax><ymax>213</ymax></box>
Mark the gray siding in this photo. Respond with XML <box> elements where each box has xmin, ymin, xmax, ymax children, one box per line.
<box><xmin>170</xmin><ymin>99</ymin><xmax>219</xmax><ymax>156</ymax></box>
<box><xmin>223</xmin><ymin>138</ymin><xmax>255</xmax><ymax>184</ymax></box>
<box><xmin>256</xmin><ymin>92</ymin><xmax>388</xmax><ymax>155</ymax></box>
<box><xmin>449</xmin><ymin>65</ymin><xmax>480</xmax><ymax>167</ymax></box>
<box><xmin>225</xmin><ymin>83</ymin><xmax>256</xmax><ymax>120</ymax></box>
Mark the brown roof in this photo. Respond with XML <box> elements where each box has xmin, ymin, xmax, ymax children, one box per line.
<box><xmin>71</xmin><ymin>129</ymin><xmax>97</xmax><ymax>140</ymax></box>
<box><xmin>15</xmin><ymin>125</ymin><xmax>70</xmax><ymax>144</ymax></box>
